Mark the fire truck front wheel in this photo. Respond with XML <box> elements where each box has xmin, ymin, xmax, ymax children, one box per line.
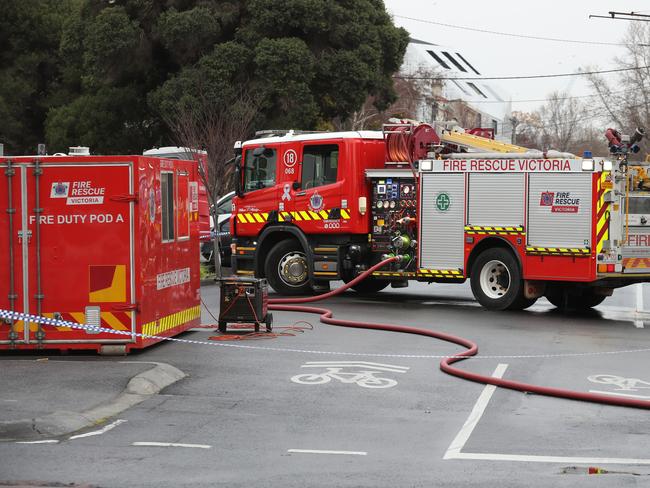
<box><xmin>265</xmin><ymin>239</ymin><xmax>312</xmax><ymax>295</ymax></box>
<box><xmin>470</xmin><ymin>248</ymin><xmax>531</xmax><ymax>311</ymax></box>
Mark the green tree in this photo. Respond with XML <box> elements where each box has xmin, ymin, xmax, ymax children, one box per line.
<box><xmin>46</xmin><ymin>0</ymin><xmax>409</xmax><ymax>155</ymax></box>
<box><xmin>0</xmin><ymin>0</ymin><xmax>76</xmax><ymax>155</ymax></box>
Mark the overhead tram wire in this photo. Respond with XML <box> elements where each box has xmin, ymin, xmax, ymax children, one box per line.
<box><xmin>394</xmin><ymin>65</ymin><xmax>650</xmax><ymax>82</ymax></box>
<box><xmin>394</xmin><ymin>14</ymin><xmax>650</xmax><ymax>46</ymax></box>
<box><xmin>589</xmin><ymin>11</ymin><xmax>650</xmax><ymax>22</ymax></box>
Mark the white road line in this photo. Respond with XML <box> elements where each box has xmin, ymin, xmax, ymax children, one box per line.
<box><xmin>589</xmin><ymin>389</ymin><xmax>650</xmax><ymax>400</ymax></box>
<box><xmin>450</xmin><ymin>452</ymin><xmax>650</xmax><ymax>465</ymax></box>
<box><xmin>68</xmin><ymin>419</ymin><xmax>127</xmax><ymax>440</ymax></box>
<box><xmin>445</xmin><ymin>364</ymin><xmax>650</xmax><ymax>465</ymax></box>
<box><xmin>132</xmin><ymin>442</ymin><xmax>212</xmax><ymax>449</ymax></box>
<box><xmin>287</xmin><ymin>449</ymin><xmax>367</xmax><ymax>456</ymax></box>
<box><xmin>444</xmin><ymin>363</ymin><xmax>508</xmax><ymax>460</ymax></box>
<box><xmin>16</xmin><ymin>439</ymin><xmax>59</xmax><ymax>444</ymax></box>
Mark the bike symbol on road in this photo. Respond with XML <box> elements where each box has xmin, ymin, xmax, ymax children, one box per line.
<box><xmin>291</xmin><ymin>361</ymin><xmax>409</xmax><ymax>389</ymax></box>
<box><xmin>588</xmin><ymin>374</ymin><xmax>650</xmax><ymax>392</ymax></box>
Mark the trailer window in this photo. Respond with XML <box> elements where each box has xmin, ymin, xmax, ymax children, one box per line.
<box><xmin>161</xmin><ymin>172</ymin><xmax>175</xmax><ymax>242</ymax></box>
<box><xmin>301</xmin><ymin>145</ymin><xmax>339</xmax><ymax>189</ymax></box>
<box><xmin>177</xmin><ymin>172</ymin><xmax>190</xmax><ymax>240</ymax></box>
<box><xmin>244</xmin><ymin>148</ymin><xmax>276</xmax><ymax>191</ymax></box>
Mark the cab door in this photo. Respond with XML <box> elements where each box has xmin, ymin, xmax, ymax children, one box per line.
<box><xmin>292</xmin><ymin>142</ymin><xmax>347</xmax><ymax>233</ymax></box>
<box><xmin>235</xmin><ymin>146</ymin><xmax>280</xmax><ymax>236</ymax></box>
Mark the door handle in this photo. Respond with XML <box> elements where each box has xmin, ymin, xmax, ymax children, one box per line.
<box><xmin>17</xmin><ymin>230</ymin><xmax>32</xmax><ymax>243</ymax></box>
<box><xmin>296</xmin><ymin>191</ymin><xmax>306</xmax><ymax>196</ymax></box>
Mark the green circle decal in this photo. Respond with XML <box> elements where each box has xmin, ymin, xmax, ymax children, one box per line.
<box><xmin>436</xmin><ymin>192</ymin><xmax>451</xmax><ymax>212</ymax></box>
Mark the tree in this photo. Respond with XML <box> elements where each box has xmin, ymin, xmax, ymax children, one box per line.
<box><xmin>589</xmin><ymin>22</ymin><xmax>650</xmax><ymax>155</ymax></box>
<box><xmin>333</xmin><ymin>66</ymin><xmax>443</xmax><ymax>131</ymax></box>
<box><xmin>45</xmin><ymin>0</ymin><xmax>410</xmax><ymax>165</ymax></box>
<box><xmin>0</xmin><ymin>0</ymin><xmax>77</xmax><ymax>155</ymax></box>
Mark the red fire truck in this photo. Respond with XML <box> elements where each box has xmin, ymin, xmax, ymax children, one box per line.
<box><xmin>230</xmin><ymin>124</ymin><xmax>650</xmax><ymax>310</ymax></box>
<box><xmin>0</xmin><ymin>154</ymin><xmax>204</xmax><ymax>353</ymax></box>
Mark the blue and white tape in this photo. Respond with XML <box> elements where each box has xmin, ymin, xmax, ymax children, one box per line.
<box><xmin>0</xmin><ymin>308</ymin><xmax>649</xmax><ymax>360</ymax></box>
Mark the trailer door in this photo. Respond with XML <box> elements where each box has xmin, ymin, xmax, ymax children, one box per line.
<box><xmin>21</xmin><ymin>162</ymin><xmax>136</xmax><ymax>344</ymax></box>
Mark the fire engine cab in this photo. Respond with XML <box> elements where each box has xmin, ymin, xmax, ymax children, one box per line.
<box><xmin>231</xmin><ymin>123</ymin><xmax>650</xmax><ymax>311</ymax></box>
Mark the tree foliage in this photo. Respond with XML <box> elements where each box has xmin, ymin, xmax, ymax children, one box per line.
<box><xmin>0</xmin><ymin>0</ymin><xmax>409</xmax><ymax>156</ymax></box>
<box><xmin>0</xmin><ymin>0</ymin><xmax>76</xmax><ymax>154</ymax></box>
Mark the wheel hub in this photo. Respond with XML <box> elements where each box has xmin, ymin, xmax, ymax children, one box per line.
<box><xmin>278</xmin><ymin>252</ymin><xmax>308</xmax><ymax>287</ymax></box>
<box><xmin>479</xmin><ymin>259</ymin><xmax>511</xmax><ymax>299</ymax></box>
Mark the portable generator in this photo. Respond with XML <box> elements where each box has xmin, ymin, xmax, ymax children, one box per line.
<box><xmin>217</xmin><ymin>276</ymin><xmax>272</xmax><ymax>333</ymax></box>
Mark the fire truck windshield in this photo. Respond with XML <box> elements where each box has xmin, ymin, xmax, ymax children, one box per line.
<box><xmin>244</xmin><ymin>148</ymin><xmax>277</xmax><ymax>191</ymax></box>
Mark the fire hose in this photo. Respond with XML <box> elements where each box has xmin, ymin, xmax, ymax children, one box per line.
<box><xmin>269</xmin><ymin>257</ymin><xmax>650</xmax><ymax>410</ymax></box>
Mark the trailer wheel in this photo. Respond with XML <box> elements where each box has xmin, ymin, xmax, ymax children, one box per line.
<box><xmin>545</xmin><ymin>286</ymin><xmax>606</xmax><ymax>310</ymax></box>
<box><xmin>265</xmin><ymin>239</ymin><xmax>312</xmax><ymax>295</ymax></box>
<box><xmin>470</xmin><ymin>248</ymin><xmax>529</xmax><ymax>311</ymax></box>
<box><xmin>342</xmin><ymin>270</ymin><xmax>389</xmax><ymax>294</ymax></box>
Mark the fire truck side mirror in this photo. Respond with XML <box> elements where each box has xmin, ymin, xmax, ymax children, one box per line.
<box><xmin>292</xmin><ymin>181</ymin><xmax>301</xmax><ymax>191</ymax></box>
<box><xmin>235</xmin><ymin>156</ymin><xmax>244</xmax><ymax>198</ymax></box>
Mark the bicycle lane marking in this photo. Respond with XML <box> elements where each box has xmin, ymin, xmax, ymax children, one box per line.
<box><xmin>290</xmin><ymin>361</ymin><xmax>409</xmax><ymax>389</ymax></box>
<box><xmin>588</xmin><ymin>373</ymin><xmax>650</xmax><ymax>400</ymax></box>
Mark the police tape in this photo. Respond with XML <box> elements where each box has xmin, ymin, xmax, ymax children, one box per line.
<box><xmin>1</xmin><ymin>308</ymin><xmax>650</xmax><ymax>360</ymax></box>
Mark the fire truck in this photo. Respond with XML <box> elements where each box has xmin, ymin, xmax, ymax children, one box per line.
<box><xmin>230</xmin><ymin>123</ymin><xmax>650</xmax><ymax>311</ymax></box>
<box><xmin>0</xmin><ymin>153</ymin><xmax>205</xmax><ymax>353</ymax></box>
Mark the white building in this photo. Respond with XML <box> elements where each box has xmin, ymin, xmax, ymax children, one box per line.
<box><xmin>401</xmin><ymin>39</ymin><xmax>513</xmax><ymax>142</ymax></box>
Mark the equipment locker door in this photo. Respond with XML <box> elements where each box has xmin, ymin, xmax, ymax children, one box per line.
<box><xmin>21</xmin><ymin>162</ymin><xmax>136</xmax><ymax>344</ymax></box>
<box><xmin>419</xmin><ymin>172</ymin><xmax>466</xmax><ymax>270</ymax></box>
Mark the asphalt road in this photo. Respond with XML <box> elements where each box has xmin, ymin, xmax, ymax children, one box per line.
<box><xmin>2</xmin><ymin>280</ymin><xmax>650</xmax><ymax>487</ymax></box>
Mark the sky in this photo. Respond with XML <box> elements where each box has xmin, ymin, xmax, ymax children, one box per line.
<box><xmin>384</xmin><ymin>0</ymin><xmax>650</xmax><ymax>113</ymax></box>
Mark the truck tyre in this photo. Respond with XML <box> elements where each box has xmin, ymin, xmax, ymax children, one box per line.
<box><xmin>342</xmin><ymin>270</ymin><xmax>389</xmax><ymax>294</ymax></box>
<box><xmin>545</xmin><ymin>286</ymin><xmax>606</xmax><ymax>310</ymax></box>
<box><xmin>265</xmin><ymin>239</ymin><xmax>312</xmax><ymax>295</ymax></box>
<box><xmin>470</xmin><ymin>248</ymin><xmax>530</xmax><ymax>311</ymax></box>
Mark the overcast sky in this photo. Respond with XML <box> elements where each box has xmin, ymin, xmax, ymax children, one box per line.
<box><xmin>384</xmin><ymin>0</ymin><xmax>649</xmax><ymax>113</ymax></box>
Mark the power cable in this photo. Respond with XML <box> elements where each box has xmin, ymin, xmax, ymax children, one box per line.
<box><xmin>394</xmin><ymin>14</ymin><xmax>650</xmax><ymax>46</ymax></box>
<box><xmin>395</xmin><ymin>65</ymin><xmax>650</xmax><ymax>82</ymax></box>
<box><xmin>407</xmin><ymin>89</ymin><xmax>631</xmax><ymax>105</ymax></box>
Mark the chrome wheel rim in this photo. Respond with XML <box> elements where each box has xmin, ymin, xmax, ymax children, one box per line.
<box><xmin>278</xmin><ymin>251</ymin><xmax>308</xmax><ymax>287</ymax></box>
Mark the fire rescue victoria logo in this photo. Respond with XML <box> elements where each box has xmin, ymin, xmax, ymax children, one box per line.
<box><xmin>50</xmin><ymin>181</ymin><xmax>70</xmax><ymax>198</ymax></box>
<box><xmin>540</xmin><ymin>191</ymin><xmax>580</xmax><ymax>213</ymax></box>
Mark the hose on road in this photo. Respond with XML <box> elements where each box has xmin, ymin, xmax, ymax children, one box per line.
<box><xmin>269</xmin><ymin>257</ymin><xmax>650</xmax><ymax>410</ymax></box>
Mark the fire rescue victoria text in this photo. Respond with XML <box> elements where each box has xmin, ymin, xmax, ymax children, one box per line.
<box><xmin>442</xmin><ymin>159</ymin><xmax>573</xmax><ymax>172</ymax></box>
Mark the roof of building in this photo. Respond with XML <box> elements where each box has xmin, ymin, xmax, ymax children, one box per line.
<box><xmin>402</xmin><ymin>39</ymin><xmax>510</xmax><ymax>121</ymax></box>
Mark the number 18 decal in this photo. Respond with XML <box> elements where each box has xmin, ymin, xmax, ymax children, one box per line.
<box><xmin>284</xmin><ymin>149</ymin><xmax>297</xmax><ymax>175</ymax></box>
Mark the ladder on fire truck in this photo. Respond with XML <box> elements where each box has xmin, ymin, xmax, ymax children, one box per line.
<box><xmin>439</xmin><ymin>129</ymin><xmax>530</xmax><ymax>153</ymax></box>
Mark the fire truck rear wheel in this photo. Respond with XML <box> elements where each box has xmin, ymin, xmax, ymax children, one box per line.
<box><xmin>470</xmin><ymin>248</ymin><xmax>529</xmax><ymax>311</ymax></box>
<box><xmin>265</xmin><ymin>239</ymin><xmax>312</xmax><ymax>295</ymax></box>
<box><xmin>545</xmin><ymin>286</ymin><xmax>606</xmax><ymax>310</ymax></box>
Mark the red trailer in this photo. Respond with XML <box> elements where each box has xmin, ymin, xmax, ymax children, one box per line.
<box><xmin>0</xmin><ymin>154</ymin><xmax>202</xmax><ymax>353</ymax></box>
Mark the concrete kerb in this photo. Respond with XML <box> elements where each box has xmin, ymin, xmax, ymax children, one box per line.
<box><xmin>0</xmin><ymin>362</ymin><xmax>186</xmax><ymax>442</ymax></box>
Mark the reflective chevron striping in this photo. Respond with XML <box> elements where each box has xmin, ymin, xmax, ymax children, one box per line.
<box><xmin>596</xmin><ymin>171</ymin><xmax>611</xmax><ymax>253</ymax></box>
<box><xmin>236</xmin><ymin>208</ymin><xmax>352</xmax><ymax>223</ymax></box>
<box><xmin>465</xmin><ymin>225</ymin><xmax>524</xmax><ymax>235</ymax></box>
<box><xmin>141</xmin><ymin>305</ymin><xmax>201</xmax><ymax>338</ymax></box>
<box><xmin>526</xmin><ymin>247</ymin><xmax>590</xmax><ymax>256</ymax></box>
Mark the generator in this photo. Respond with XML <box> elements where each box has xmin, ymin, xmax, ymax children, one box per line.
<box><xmin>217</xmin><ymin>276</ymin><xmax>272</xmax><ymax>333</ymax></box>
